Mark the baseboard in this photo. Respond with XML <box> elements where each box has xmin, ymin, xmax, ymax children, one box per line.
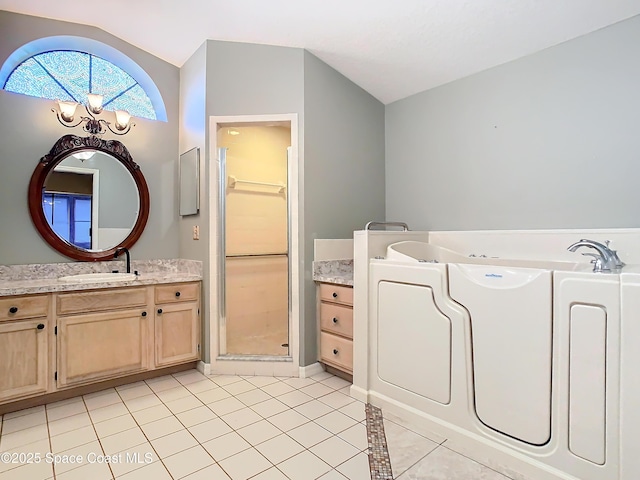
<box><xmin>299</xmin><ymin>362</ymin><xmax>324</xmax><ymax>378</ymax></box>
<box><xmin>197</xmin><ymin>361</ymin><xmax>211</xmax><ymax>375</ymax></box>
<box><xmin>349</xmin><ymin>384</ymin><xmax>369</xmax><ymax>403</ymax></box>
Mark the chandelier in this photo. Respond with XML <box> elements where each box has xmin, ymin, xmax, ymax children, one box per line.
<box><xmin>53</xmin><ymin>94</ymin><xmax>135</xmax><ymax>136</ymax></box>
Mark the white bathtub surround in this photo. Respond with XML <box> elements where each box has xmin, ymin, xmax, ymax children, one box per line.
<box><xmin>352</xmin><ymin>228</ymin><xmax>640</xmax><ymax>480</ymax></box>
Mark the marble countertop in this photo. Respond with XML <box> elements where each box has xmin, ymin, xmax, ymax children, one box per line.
<box><xmin>0</xmin><ymin>259</ymin><xmax>202</xmax><ymax>297</ymax></box>
<box><xmin>313</xmin><ymin>260</ymin><xmax>353</xmax><ymax>286</ymax></box>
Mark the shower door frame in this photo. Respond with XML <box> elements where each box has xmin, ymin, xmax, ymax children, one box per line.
<box><xmin>208</xmin><ymin>114</ymin><xmax>300</xmax><ymax>376</ymax></box>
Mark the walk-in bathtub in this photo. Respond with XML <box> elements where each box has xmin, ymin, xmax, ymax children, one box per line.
<box><xmin>356</xmin><ymin>238</ymin><xmax>621</xmax><ymax>480</ymax></box>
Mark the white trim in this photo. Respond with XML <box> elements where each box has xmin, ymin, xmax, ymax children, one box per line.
<box><xmin>197</xmin><ymin>361</ymin><xmax>211</xmax><ymax>375</ymax></box>
<box><xmin>53</xmin><ymin>165</ymin><xmax>100</xmax><ymax>250</ymax></box>
<box><xmin>208</xmin><ymin>113</ymin><xmax>300</xmax><ymax>377</ymax></box>
<box><xmin>299</xmin><ymin>362</ymin><xmax>325</xmax><ymax>378</ymax></box>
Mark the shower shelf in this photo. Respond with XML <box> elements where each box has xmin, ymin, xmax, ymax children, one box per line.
<box><xmin>227</xmin><ymin>175</ymin><xmax>286</xmax><ymax>193</ymax></box>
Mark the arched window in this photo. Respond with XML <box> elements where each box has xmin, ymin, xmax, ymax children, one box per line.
<box><xmin>0</xmin><ymin>37</ymin><xmax>166</xmax><ymax>122</ymax></box>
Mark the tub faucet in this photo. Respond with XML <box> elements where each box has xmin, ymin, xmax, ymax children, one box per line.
<box><xmin>567</xmin><ymin>239</ymin><xmax>625</xmax><ymax>273</ymax></box>
<box><xmin>114</xmin><ymin>247</ymin><xmax>131</xmax><ymax>273</ymax></box>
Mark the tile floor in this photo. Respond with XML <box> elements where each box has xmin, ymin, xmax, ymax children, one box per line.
<box><xmin>0</xmin><ymin>368</ymin><xmax>516</xmax><ymax>480</ymax></box>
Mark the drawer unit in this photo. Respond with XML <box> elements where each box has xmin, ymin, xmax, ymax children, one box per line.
<box><xmin>0</xmin><ymin>294</ymin><xmax>49</xmax><ymax>322</ymax></box>
<box><xmin>320</xmin><ymin>332</ymin><xmax>353</xmax><ymax>373</ymax></box>
<box><xmin>317</xmin><ymin>282</ymin><xmax>353</xmax><ymax>377</ymax></box>
<box><xmin>155</xmin><ymin>282</ymin><xmax>199</xmax><ymax>304</ymax></box>
<box><xmin>57</xmin><ymin>287</ymin><xmax>148</xmax><ymax>315</ymax></box>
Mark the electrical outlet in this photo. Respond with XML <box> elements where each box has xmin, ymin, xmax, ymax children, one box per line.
<box><xmin>193</xmin><ymin>225</ymin><xmax>200</xmax><ymax>240</ymax></box>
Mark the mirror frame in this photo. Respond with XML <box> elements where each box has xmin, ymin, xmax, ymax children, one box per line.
<box><xmin>28</xmin><ymin>134</ymin><xmax>150</xmax><ymax>261</ymax></box>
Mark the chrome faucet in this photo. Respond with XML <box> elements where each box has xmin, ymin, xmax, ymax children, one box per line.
<box><xmin>567</xmin><ymin>239</ymin><xmax>625</xmax><ymax>273</ymax></box>
<box><xmin>114</xmin><ymin>247</ymin><xmax>131</xmax><ymax>273</ymax></box>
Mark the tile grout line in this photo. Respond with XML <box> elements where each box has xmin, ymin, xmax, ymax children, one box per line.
<box><xmin>81</xmin><ymin>395</ymin><xmax>116</xmax><ymax>480</ymax></box>
<box><xmin>365</xmin><ymin>403</ymin><xmax>393</xmax><ymax>480</ymax></box>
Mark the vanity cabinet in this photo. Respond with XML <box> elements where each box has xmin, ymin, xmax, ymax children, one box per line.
<box><xmin>154</xmin><ymin>283</ymin><xmax>201</xmax><ymax>367</ymax></box>
<box><xmin>0</xmin><ymin>294</ymin><xmax>50</xmax><ymax>403</ymax></box>
<box><xmin>56</xmin><ymin>287</ymin><xmax>151</xmax><ymax>388</ymax></box>
<box><xmin>318</xmin><ymin>283</ymin><xmax>353</xmax><ymax>375</ymax></box>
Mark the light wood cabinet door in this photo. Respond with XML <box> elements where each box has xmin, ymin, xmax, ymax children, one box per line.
<box><xmin>155</xmin><ymin>302</ymin><xmax>200</xmax><ymax>367</ymax></box>
<box><xmin>57</xmin><ymin>309</ymin><xmax>150</xmax><ymax>388</ymax></box>
<box><xmin>0</xmin><ymin>319</ymin><xmax>48</xmax><ymax>402</ymax></box>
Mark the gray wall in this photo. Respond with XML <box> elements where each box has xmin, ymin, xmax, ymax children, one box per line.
<box><xmin>385</xmin><ymin>15</ymin><xmax>640</xmax><ymax>231</ymax></box>
<box><xmin>303</xmin><ymin>51</ymin><xmax>385</xmax><ymax>364</ymax></box>
<box><xmin>0</xmin><ymin>11</ymin><xmax>180</xmax><ymax>264</ymax></box>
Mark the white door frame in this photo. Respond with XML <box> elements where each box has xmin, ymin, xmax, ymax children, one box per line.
<box><xmin>208</xmin><ymin>114</ymin><xmax>300</xmax><ymax>376</ymax></box>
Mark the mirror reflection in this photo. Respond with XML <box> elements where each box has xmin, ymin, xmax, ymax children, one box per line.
<box><xmin>42</xmin><ymin>151</ymin><xmax>139</xmax><ymax>252</ymax></box>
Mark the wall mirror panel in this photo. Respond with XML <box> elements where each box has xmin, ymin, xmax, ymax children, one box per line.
<box><xmin>29</xmin><ymin>135</ymin><xmax>149</xmax><ymax>261</ymax></box>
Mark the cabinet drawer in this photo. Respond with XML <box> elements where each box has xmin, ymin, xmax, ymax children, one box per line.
<box><xmin>57</xmin><ymin>288</ymin><xmax>148</xmax><ymax>315</ymax></box>
<box><xmin>320</xmin><ymin>332</ymin><xmax>353</xmax><ymax>372</ymax></box>
<box><xmin>319</xmin><ymin>283</ymin><xmax>353</xmax><ymax>306</ymax></box>
<box><xmin>320</xmin><ymin>302</ymin><xmax>353</xmax><ymax>339</ymax></box>
<box><xmin>155</xmin><ymin>283</ymin><xmax>199</xmax><ymax>304</ymax></box>
<box><xmin>0</xmin><ymin>294</ymin><xmax>49</xmax><ymax>322</ymax></box>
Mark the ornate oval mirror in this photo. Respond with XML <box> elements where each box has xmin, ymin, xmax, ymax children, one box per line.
<box><xmin>28</xmin><ymin>134</ymin><xmax>149</xmax><ymax>261</ymax></box>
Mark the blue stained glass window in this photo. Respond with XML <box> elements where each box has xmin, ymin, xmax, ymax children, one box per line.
<box><xmin>3</xmin><ymin>51</ymin><xmax>156</xmax><ymax>121</ymax></box>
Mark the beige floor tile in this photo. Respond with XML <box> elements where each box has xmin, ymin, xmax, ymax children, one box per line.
<box><xmin>250</xmin><ymin>398</ymin><xmax>290</xmax><ymax>419</ymax></box>
<box><xmin>317</xmin><ymin>391</ymin><xmax>355</xmax><ymax>410</ymax></box>
<box><xmin>130</xmin><ymin>404</ymin><xmax>172</xmax><ymax>425</ymax></box>
<box><xmin>335</xmin><ymin>451</ymin><xmax>370</xmax><ymax>479</ymax></box>
<box><xmin>146</xmin><ymin>377</ymin><xmax>182</xmax><ymax>393</ymax></box>
<box><xmin>0</xmin><ymin>424</ymin><xmax>49</xmax><ymax>451</ymax></box>
<box><xmin>46</xmin><ymin>400</ymin><xmax>87</xmax><ymax>422</ymax></box>
<box><xmin>320</xmin><ymin>376</ymin><xmax>351</xmax><ymax>390</ymax></box>
<box><xmin>93</xmin><ymin>414</ymin><xmax>137</xmax><ymax>438</ymax></box>
<box><xmin>207</xmin><ymin>397</ymin><xmax>245</xmax><ymax>416</ymax></box>
<box><xmin>1</xmin><ymin>410</ymin><xmax>47</xmax><ymax>434</ymax></box>
<box><xmin>223</xmin><ymin>380</ymin><xmax>257</xmax><ymax>396</ymax></box>
<box><xmin>236</xmin><ymin>419</ymin><xmax>282</xmax><ymax>446</ymax></box>
<box><xmin>3</xmin><ymin>406</ymin><xmax>45</xmax><ymax>421</ymax></box>
<box><xmin>202</xmin><ymin>431</ymin><xmax>251</xmax><ymax>461</ymax></box>
<box><xmin>396</xmin><ymin>446</ymin><xmax>511</xmax><ymax>480</ymax></box>
<box><xmin>109</xmin><ymin>442</ymin><xmax>158</xmax><ymax>477</ymax></box>
<box><xmin>185</xmin><ymin>380</ymin><xmax>218</xmax><ymax>394</ymax></box>
<box><xmin>154</xmin><ymin>386</ymin><xmax>192</xmax><ymax>403</ymax></box>
<box><xmin>50</xmin><ymin>425</ymin><xmax>97</xmax><ymax>453</ymax></box>
<box><xmin>337</xmin><ymin>401</ymin><xmax>366</xmax><ymax>422</ymax></box>
<box><xmin>283</xmin><ymin>377</ymin><xmax>317</xmax><ymax>389</ymax></box>
<box><xmin>175</xmin><ymin>405</ymin><xmax>217</xmax><ymax>428</ymax></box>
<box><xmin>194</xmin><ymin>387</ymin><xmax>231</xmax><ymax>404</ymax></box>
<box><xmin>220</xmin><ymin>407</ymin><xmax>262</xmax><ymax>430</ymax></box>
<box><xmin>383</xmin><ymin>411</ymin><xmax>447</xmax><ymax>444</ymax></box>
<box><xmin>318</xmin><ymin>470</ymin><xmax>348</xmax><ymax>479</ymax></box>
<box><xmin>337</xmin><ymin>422</ymin><xmax>368</xmax><ymax>451</ymax></box>
<box><xmin>140</xmin><ymin>415</ymin><xmax>185</xmax><ymax>440</ymax></box>
<box><xmin>55</xmin><ymin>459</ymin><xmax>112</xmax><ymax>480</ymax></box>
<box><xmin>299</xmin><ymin>382</ymin><xmax>334</xmax><ymax>399</ymax></box>
<box><xmin>83</xmin><ymin>389</ymin><xmax>122</xmax><ymax>410</ymax></box>
<box><xmin>182</xmin><ymin>463</ymin><xmax>231</xmax><ymax>479</ymax></box>
<box><xmin>48</xmin><ymin>412</ymin><xmax>91</xmax><ymax>437</ymax></box>
<box><xmin>250</xmin><ymin>466</ymin><xmax>289</xmax><ymax>479</ymax></box>
<box><xmin>52</xmin><ymin>440</ymin><xmax>103</xmax><ymax>475</ymax></box>
<box><xmin>218</xmin><ymin>447</ymin><xmax>272</xmax><ymax>480</ymax></box>
<box><xmin>310</xmin><ymin>436</ymin><xmax>359</xmax><ymax>468</ymax></box>
<box><xmin>116</xmin><ymin>384</ymin><xmax>153</xmax><ymax>401</ymax></box>
<box><xmin>314</xmin><ymin>411</ymin><xmax>357</xmax><ymax>435</ymax></box>
<box><xmin>384</xmin><ymin>418</ymin><xmax>439</xmax><ymax>477</ymax></box>
<box><xmin>162</xmin><ymin>445</ymin><xmax>214</xmax><ymax>479</ymax></box>
<box><xmin>117</xmin><ymin>459</ymin><xmax>172</xmax><ymax>480</ymax></box>
<box><xmin>255</xmin><ymin>433</ymin><xmax>304</xmax><ymax>464</ymax></box>
<box><xmin>173</xmin><ymin>370</ymin><xmax>208</xmax><ymax>385</ymax></box>
<box><xmin>0</xmin><ymin>459</ymin><xmax>54</xmax><ymax>480</ymax></box>
<box><xmin>266</xmin><ymin>409</ymin><xmax>309</xmax><ymax>432</ymax></box>
<box><xmin>124</xmin><ymin>394</ymin><xmax>162</xmax><ymax>412</ymax></box>
<box><xmin>88</xmin><ymin>402</ymin><xmax>129</xmax><ymax>424</ymax></box>
<box><xmin>245</xmin><ymin>376</ymin><xmax>280</xmax><ymax>388</ymax></box>
<box><xmin>151</xmin><ymin>429</ymin><xmax>197</xmax><ymax>458</ymax></box>
<box><xmin>211</xmin><ymin>375</ymin><xmax>244</xmax><ymax>387</ymax></box>
<box><xmin>288</xmin><ymin>421</ymin><xmax>333</xmax><ymax>448</ymax></box>
<box><xmin>310</xmin><ymin>371</ymin><xmax>333</xmax><ymax>382</ymax></box>
<box><xmin>294</xmin><ymin>399</ymin><xmax>334</xmax><ymax>420</ymax></box>
<box><xmin>277</xmin><ymin>450</ymin><xmax>332</xmax><ymax>480</ymax></box>
<box><xmin>275</xmin><ymin>390</ymin><xmax>313</xmax><ymax>408</ymax></box>
<box><xmin>188</xmin><ymin>418</ymin><xmax>232</xmax><ymax>443</ymax></box>
<box><xmin>234</xmin><ymin>388</ymin><xmax>272</xmax><ymax>406</ymax></box>
<box><xmin>164</xmin><ymin>395</ymin><xmax>203</xmax><ymax>414</ymax></box>
<box><xmin>0</xmin><ymin>439</ymin><xmax>50</xmax><ymax>475</ymax></box>
<box><xmin>260</xmin><ymin>382</ymin><xmax>295</xmax><ymax>397</ymax></box>
<box><xmin>117</xmin><ymin>381</ymin><xmax>147</xmax><ymax>391</ymax></box>
<box><xmin>100</xmin><ymin>427</ymin><xmax>148</xmax><ymax>456</ymax></box>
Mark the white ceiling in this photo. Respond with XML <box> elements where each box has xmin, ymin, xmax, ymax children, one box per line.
<box><xmin>1</xmin><ymin>0</ymin><xmax>640</xmax><ymax>104</ymax></box>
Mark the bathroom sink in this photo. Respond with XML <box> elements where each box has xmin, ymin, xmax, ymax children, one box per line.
<box><xmin>58</xmin><ymin>272</ymin><xmax>138</xmax><ymax>283</ymax></box>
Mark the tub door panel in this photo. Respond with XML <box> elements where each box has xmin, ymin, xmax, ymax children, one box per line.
<box><xmin>377</xmin><ymin>281</ymin><xmax>451</xmax><ymax>405</ymax></box>
<box><xmin>569</xmin><ymin>304</ymin><xmax>606</xmax><ymax>465</ymax></box>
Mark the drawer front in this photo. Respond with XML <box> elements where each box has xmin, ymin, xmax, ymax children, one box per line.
<box><xmin>57</xmin><ymin>288</ymin><xmax>148</xmax><ymax>315</ymax></box>
<box><xmin>320</xmin><ymin>302</ymin><xmax>353</xmax><ymax>338</ymax></box>
<box><xmin>319</xmin><ymin>283</ymin><xmax>353</xmax><ymax>306</ymax></box>
<box><xmin>0</xmin><ymin>295</ymin><xmax>49</xmax><ymax>322</ymax></box>
<box><xmin>320</xmin><ymin>332</ymin><xmax>353</xmax><ymax>372</ymax></box>
<box><xmin>155</xmin><ymin>283</ymin><xmax>199</xmax><ymax>304</ymax></box>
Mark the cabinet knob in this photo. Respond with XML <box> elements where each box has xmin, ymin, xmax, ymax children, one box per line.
<box><xmin>157</xmin><ymin>308</ymin><xmax>163</xmax><ymax>314</ymax></box>
<box><xmin>333</xmin><ymin>349</ymin><xmax>339</xmax><ymax>355</ymax></box>
<box><xmin>9</xmin><ymin>306</ymin><xmax>18</xmax><ymax>314</ymax></box>
<box><xmin>332</xmin><ymin>317</ymin><xmax>338</xmax><ymax>324</ymax></box>
<box><xmin>141</xmin><ymin>311</ymin><xmax>147</xmax><ymax>317</ymax></box>
<box><xmin>37</xmin><ymin>323</ymin><xmax>45</xmax><ymax>330</ymax></box>
<box><xmin>332</xmin><ymin>292</ymin><xmax>338</xmax><ymax>298</ymax></box>
<box><xmin>175</xmin><ymin>291</ymin><xmax>181</xmax><ymax>297</ymax></box>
